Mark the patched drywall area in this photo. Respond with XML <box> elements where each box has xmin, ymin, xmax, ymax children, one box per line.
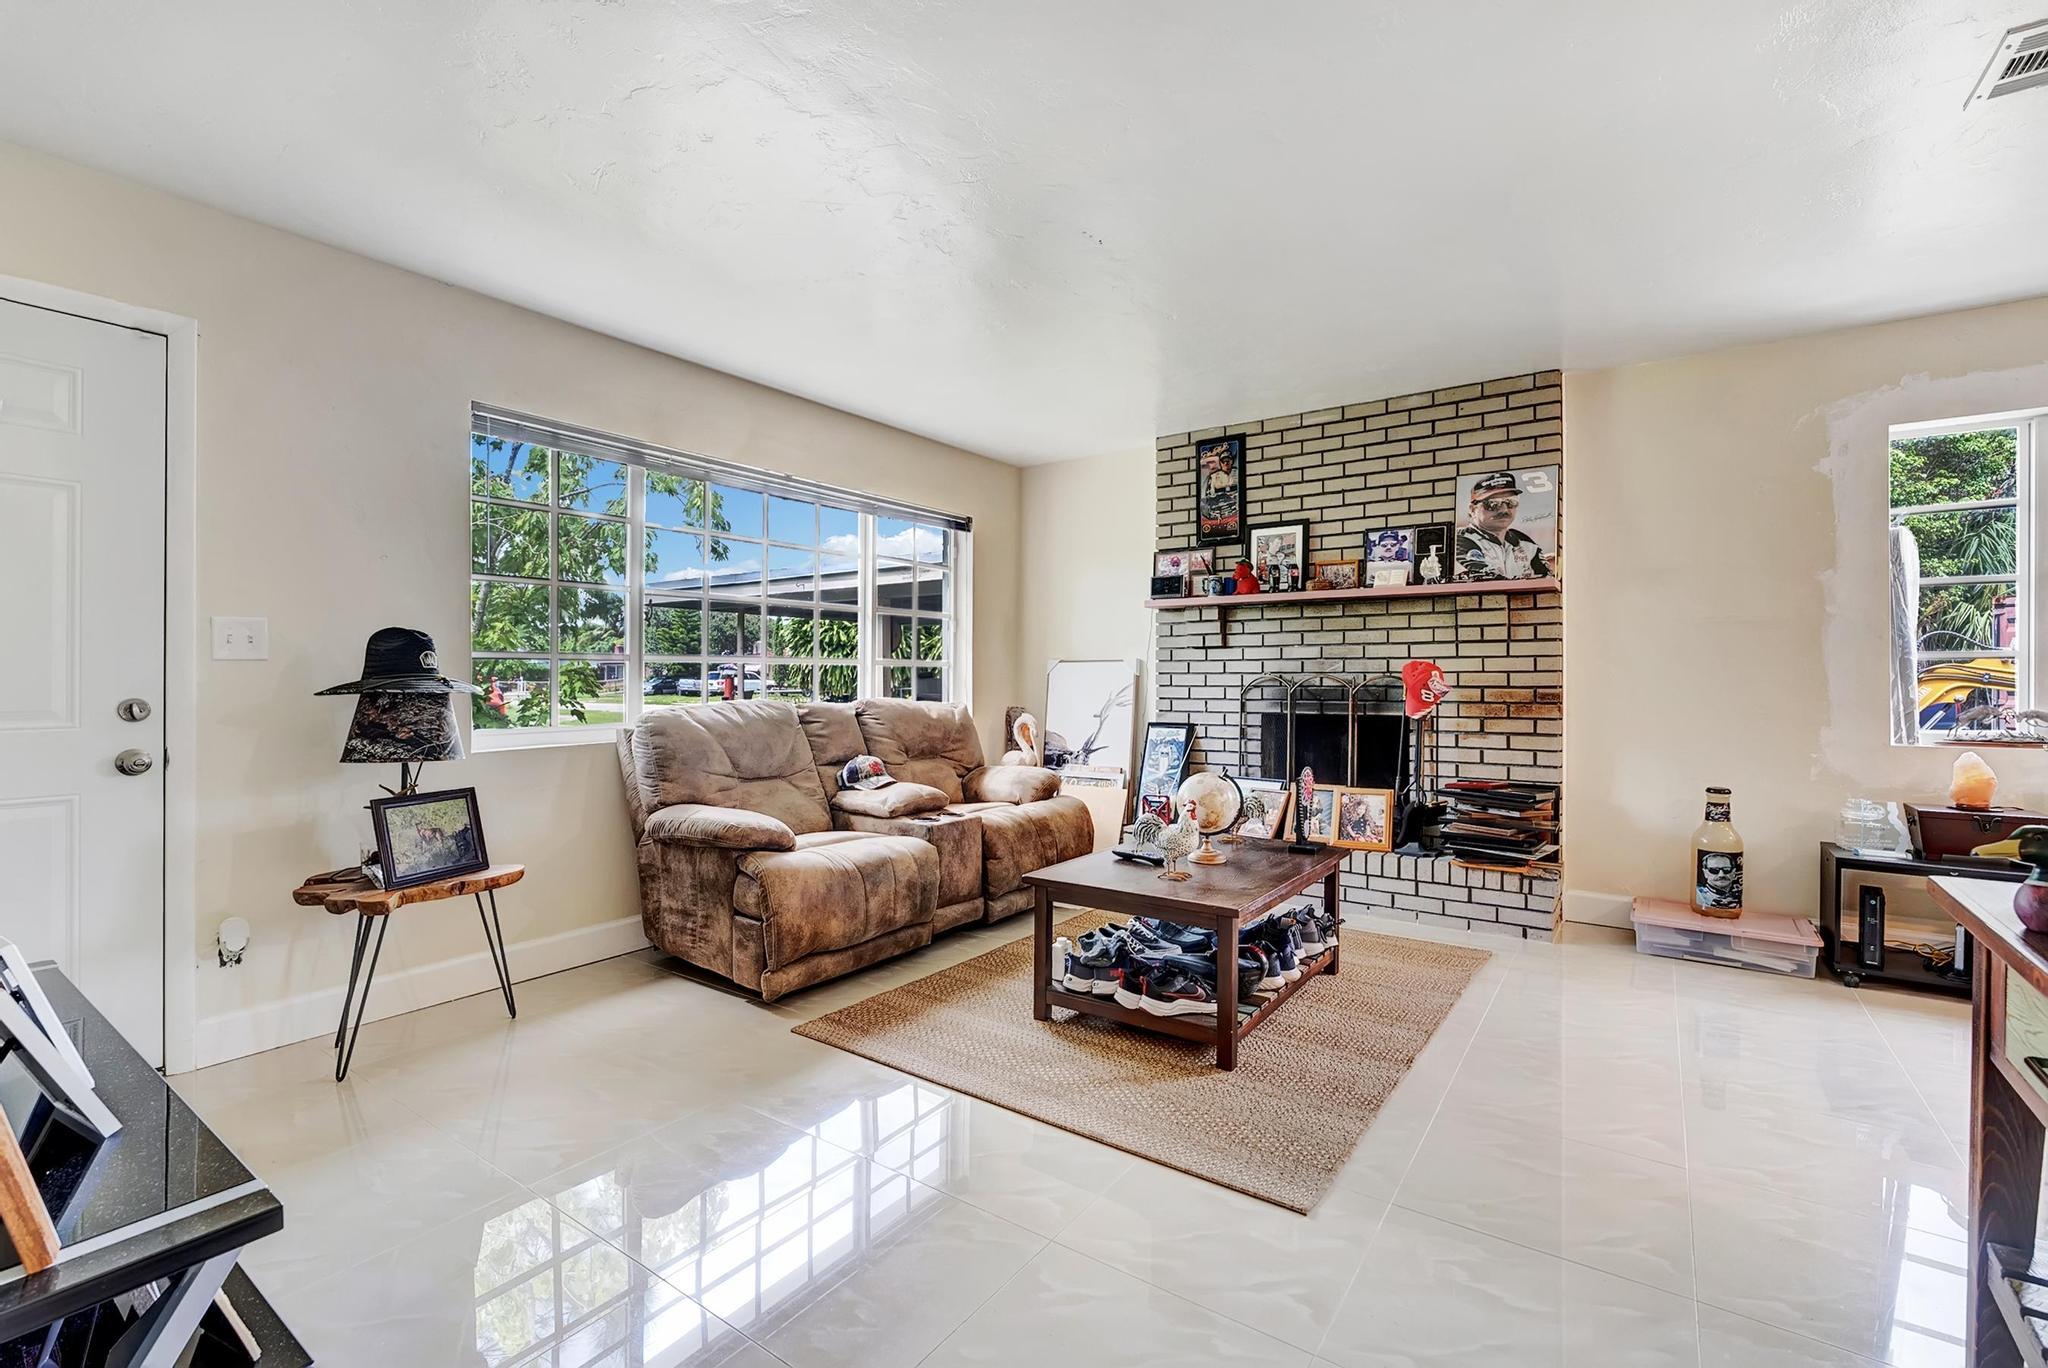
<box><xmin>1818</xmin><ymin>360</ymin><xmax>2048</xmax><ymax>791</ymax></box>
<box><xmin>1564</xmin><ymin>296</ymin><xmax>2048</xmax><ymax>923</ymax></box>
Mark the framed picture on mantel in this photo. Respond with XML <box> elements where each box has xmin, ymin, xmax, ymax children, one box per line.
<box><xmin>1195</xmin><ymin>435</ymin><xmax>1246</xmax><ymax>547</ymax></box>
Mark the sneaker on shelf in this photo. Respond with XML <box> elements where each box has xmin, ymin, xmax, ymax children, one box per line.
<box><xmin>1122</xmin><ymin>920</ymin><xmax>1178</xmax><ymax>957</ymax></box>
<box><xmin>1131</xmin><ymin>917</ymin><xmax>1216</xmax><ymax>954</ymax></box>
<box><xmin>1112</xmin><ymin>950</ymin><xmax>1160</xmax><ymax>1009</ymax></box>
<box><xmin>1293</xmin><ymin>911</ymin><xmax>1330</xmax><ymax>955</ymax></box>
<box><xmin>1050</xmin><ymin>935</ymin><xmax>1073</xmax><ymax>987</ymax></box>
<box><xmin>1063</xmin><ymin>928</ymin><xmax>1129</xmax><ymax>996</ymax></box>
<box><xmin>1136</xmin><ymin>965</ymin><xmax>1218</xmax><ymax>1017</ymax></box>
<box><xmin>1164</xmin><ymin>948</ymin><xmax>1271</xmax><ymax>1002</ymax></box>
<box><xmin>1245</xmin><ymin>918</ymin><xmax>1303</xmax><ymax>982</ymax></box>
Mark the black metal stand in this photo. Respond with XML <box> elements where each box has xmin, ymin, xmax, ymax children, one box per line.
<box><xmin>1818</xmin><ymin>841</ymin><xmax>2018</xmax><ymax>994</ymax></box>
<box><xmin>332</xmin><ymin>891</ymin><xmax>516</xmax><ymax>1082</ymax></box>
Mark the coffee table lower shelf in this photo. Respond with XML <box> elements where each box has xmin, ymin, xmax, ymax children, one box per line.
<box><xmin>1042</xmin><ymin>944</ymin><xmax>1339</xmax><ymax>1057</ymax></box>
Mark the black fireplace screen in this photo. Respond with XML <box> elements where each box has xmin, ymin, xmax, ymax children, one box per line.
<box><xmin>1257</xmin><ymin>708</ymin><xmax>1409</xmax><ymax>792</ymax></box>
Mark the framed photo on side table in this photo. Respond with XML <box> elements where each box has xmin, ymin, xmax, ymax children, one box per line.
<box><xmin>1195</xmin><ymin>436</ymin><xmax>1246</xmax><ymax>547</ymax></box>
<box><xmin>370</xmin><ymin>787</ymin><xmax>490</xmax><ymax>890</ymax></box>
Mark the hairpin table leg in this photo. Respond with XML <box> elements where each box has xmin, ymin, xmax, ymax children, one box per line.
<box><xmin>476</xmin><ymin>890</ymin><xmax>517</xmax><ymax>1019</ymax></box>
<box><xmin>334</xmin><ymin>913</ymin><xmax>372</xmax><ymax>1051</ymax></box>
<box><xmin>333</xmin><ymin>914</ymin><xmax>388</xmax><ymax>1083</ymax></box>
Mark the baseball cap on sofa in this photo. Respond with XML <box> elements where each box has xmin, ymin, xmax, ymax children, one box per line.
<box><xmin>840</xmin><ymin>755</ymin><xmax>896</xmax><ymax>790</ymax></box>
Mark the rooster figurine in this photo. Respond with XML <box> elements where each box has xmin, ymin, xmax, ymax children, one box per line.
<box><xmin>1222</xmin><ymin>789</ymin><xmax>1267</xmax><ymax>844</ymax></box>
<box><xmin>1133</xmin><ymin>798</ymin><xmax>1202</xmax><ymax>881</ymax></box>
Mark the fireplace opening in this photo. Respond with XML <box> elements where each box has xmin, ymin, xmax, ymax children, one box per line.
<box><xmin>1255</xmin><ymin>705</ymin><xmax>1410</xmax><ymax>796</ymax></box>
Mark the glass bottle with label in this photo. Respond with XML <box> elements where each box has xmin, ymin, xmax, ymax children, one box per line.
<box><xmin>1692</xmin><ymin>786</ymin><xmax>1744</xmax><ymax>917</ymax></box>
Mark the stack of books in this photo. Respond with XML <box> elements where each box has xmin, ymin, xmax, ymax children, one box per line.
<box><xmin>1440</xmin><ymin>780</ymin><xmax>1560</xmax><ymax>873</ymax></box>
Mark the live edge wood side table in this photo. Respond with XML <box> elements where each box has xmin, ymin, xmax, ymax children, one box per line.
<box><xmin>1024</xmin><ymin>841</ymin><xmax>1347</xmax><ymax>1071</ymax></box>
<box><xmin>1927</xmin><ymin>873</ymin><xmax>2048</xmax><ymax>1368</ymax></box>
<box><xmin>293</xmin><ymin>863</ymin><xmax>524</xmax><ymax>1081</ymax></box>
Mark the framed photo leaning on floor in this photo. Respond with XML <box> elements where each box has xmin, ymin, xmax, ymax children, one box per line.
<box><xmin>370</xmin><ymin>787</ymin><xmax>490</xmax><ymax>890</ymax></box>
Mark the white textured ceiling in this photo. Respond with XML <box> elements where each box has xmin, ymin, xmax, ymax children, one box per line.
<box><xmin>1</xmin><ymin>1</ymin><xmax>2042</xmax><ymax>464</ymax></box>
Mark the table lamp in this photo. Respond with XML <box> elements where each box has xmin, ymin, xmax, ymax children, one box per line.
<box><xmin>318</xmin><ymin>627</ymin><xmax>478</xmax><ymax>796</ymax></box>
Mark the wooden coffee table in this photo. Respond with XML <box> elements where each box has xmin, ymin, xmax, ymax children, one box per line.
<box><xmin>1024</xmin><ymin>840</ymin><xmax>1347</xmax><ymax>1070</ymax></box>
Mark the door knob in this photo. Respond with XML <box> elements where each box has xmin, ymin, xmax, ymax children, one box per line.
<box><xmin>116</xmin><ymin>698</ymin><xmax>152</xmax><ymax>722</ymax></box>
<box><xmin>114</xmin><ymin>749</ymin><xmax>154</xmax><ymax>777</ymax></box>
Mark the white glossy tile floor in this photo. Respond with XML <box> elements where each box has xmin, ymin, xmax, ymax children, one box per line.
<box><xmin>174</xmin><ymin>918</ymin><xmax>1975</xmax><ymax>1367</ymax></box>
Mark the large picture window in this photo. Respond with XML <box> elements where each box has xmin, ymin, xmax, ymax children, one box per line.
<box><xmin>1889</xmin><ymin>410</ymin><xmax>2043</xmax><ymax>745</ymax></box>
<box><xmin>468</xmin><ymin>408</ymin><xmax>968</xmax><ymax>742</ymax></box>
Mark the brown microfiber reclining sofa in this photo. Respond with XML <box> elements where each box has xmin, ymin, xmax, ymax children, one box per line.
<box><xmin>617</xmin><ymin>698</ymin><xmax>1092</xmax><ymax>999</ymax></box>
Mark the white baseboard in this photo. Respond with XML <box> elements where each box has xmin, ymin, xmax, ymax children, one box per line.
<box><xmin>1562</xmin><ymin>888</ymin><xmax>1635</xmax><ymax>929</ymax></box>
<box><xmin>189</xmin><ymin>914</ymin><xmax>650</xmax><ymax>1071</ymax></box>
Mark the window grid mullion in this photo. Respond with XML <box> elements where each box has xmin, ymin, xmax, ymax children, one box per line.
<box><xmin>628</xmin><ymin>464</ymin><xmax>645</xmax><ymax>728</ymax></box>
<box><xmin>548</xmin><ymin>449</ymin><xmax>562</xmax><ymax>726</ymax></box>
<box><xmin>2021</xmin><ymin>418</ymin><xmax>2037</xmax><ymax>718</ymax></box>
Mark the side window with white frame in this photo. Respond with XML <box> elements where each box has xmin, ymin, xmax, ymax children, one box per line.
<box><xmin>1889</xmin><ymin>410</ymin><xmax>2042</xmax><ymax>744</ymax></box>
<box><xmin>469</xmin><ymin>408</ymin><xmax>970</xmax><ymax>744</ymax></box>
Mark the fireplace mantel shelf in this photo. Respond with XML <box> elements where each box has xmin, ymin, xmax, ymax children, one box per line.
<box><xmin>1146</xmin><ymin>576</ymin><xmax>1560</xmax><ymax>610</ymax></box>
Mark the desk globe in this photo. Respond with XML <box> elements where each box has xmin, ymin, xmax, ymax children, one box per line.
<box><xmin>1176</xmin><ymin>772</ymin><xmax>1243</xmax><ymax>866</ymax></box>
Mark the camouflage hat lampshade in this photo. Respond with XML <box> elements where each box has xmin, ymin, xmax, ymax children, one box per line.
<box><xmin>340</xmin><ymin>692</ymin><xmax>465</xmax><ymax>765</ymax></box>
<box><xmin>321</xmin><ymin>628</ymin><xmax>473</xmax><ymax>796</ymax></box>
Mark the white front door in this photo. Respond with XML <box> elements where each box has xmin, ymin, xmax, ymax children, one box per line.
<box><xmin>0</xmin><ymin>296</ymin><xmax>167</xmax><ymax>1064</ymax></box>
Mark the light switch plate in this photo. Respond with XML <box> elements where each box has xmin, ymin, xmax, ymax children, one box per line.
<box><xmin>211</xmin><ymin>616</ymin><xmax>269</xmax><ymax>661</ymax></box>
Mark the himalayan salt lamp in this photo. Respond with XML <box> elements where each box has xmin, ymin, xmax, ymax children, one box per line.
<box><xmin>1951</xmin><ymin>750</ymin><xmax>1998</xmax><ymax>811</ymax></box>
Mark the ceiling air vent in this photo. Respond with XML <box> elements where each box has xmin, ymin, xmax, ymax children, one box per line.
<box><xmin>1968</xmin><ymin>19</ymin><xmax>2048</xmax><ymax>106</ymax></box>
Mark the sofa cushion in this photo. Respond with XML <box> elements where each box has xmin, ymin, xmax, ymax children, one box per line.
<box><xmin>633</xmin><ymin>701</ymin><xmax>832</xmax><ymax>836</ymax></box>
<box><xmin>855</xmin><ymin>699</ymin><xmax>986</xmax><ymax>803</ymax></box>
<box><xmin>645</xmin><ymin>802</ymin><xmax>796</xmax><ymax>851</ymax></box>
<box><xmin>970</xmin><ymin>796</ymin><xmax>1095</xmax><ymax>898</ymax></box>
<box><xmin>796</xmin><ymin>701</ymin><xmax>868</xmax><ymax>795</ymax></box>
<box><xmin>831</xmin><ymin>784</ymin><xmax>951</xmax><ymax>819</ymax></box>
<box><xmin>734</xmin><ymin>831</ymin><xmax>938</xmax><ymax>969</ymax></box>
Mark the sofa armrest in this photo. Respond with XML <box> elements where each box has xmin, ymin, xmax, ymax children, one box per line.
<box><xmin>644</xmin><ymin>803</ymin><xmax>797</xmax><ymax>852</ymax></box>
<box><xmin>831</xmin><ymin>783</ymin><xmax>951</xmax><ymax>820</ymax></box>
<box><xmin>963</xmin><ymin>765</ymin><xmax>1060</xmax><ymax>805</ymax></box>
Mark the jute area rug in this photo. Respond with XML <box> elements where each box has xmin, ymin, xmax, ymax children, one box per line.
<box><xmin>794</xmin><ymin>913</ymin><xmax>1491</xmax><ymax>1213</ymax></box>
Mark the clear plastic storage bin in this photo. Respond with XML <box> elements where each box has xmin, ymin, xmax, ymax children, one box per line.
<box><xmin>1629</xmin><ymin>898</ymin><xmax>1821</xmax><ymax>978</ymax></box>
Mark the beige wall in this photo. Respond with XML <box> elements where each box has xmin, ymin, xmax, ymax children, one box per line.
<box><xmin>1564</xmin><ymin>296</ymin><xmax>2048</xmax><ymax>922</ymax></box>
<box><xmin>0</xmin><ymin>141</ymin><xmax>1023</xmax><ymax>1065</ymax></box>
<box><xmin>1015</xmin><ymin>450</ymin><xmax>1157</xmax><ymax>718</ymax></box>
